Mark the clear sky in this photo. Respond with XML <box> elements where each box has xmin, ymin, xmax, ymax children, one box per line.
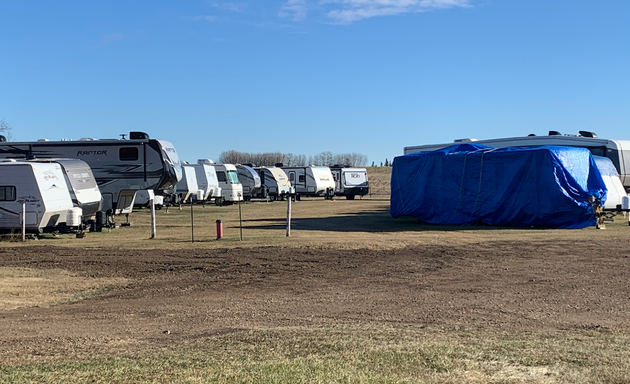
<box><xmin>1</xmin><ymin>1</ymin><xmax>629</xmax><ymax>165</ymax></box>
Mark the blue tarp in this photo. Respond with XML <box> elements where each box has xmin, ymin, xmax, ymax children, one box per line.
<box><xmin>390</xmin><ymin>145</ymin><xmax>607</xmax><ymax>228</ymax></box>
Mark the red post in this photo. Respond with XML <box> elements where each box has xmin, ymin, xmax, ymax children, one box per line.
<box><xmin>216</xmin><ymin>220</ymin><xmax>223</xmax><ymax>239</ymax></box>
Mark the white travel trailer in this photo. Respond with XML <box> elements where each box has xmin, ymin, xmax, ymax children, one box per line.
<box><xmin>236</xmin><ymin>164</ymin><xmax>261</xmax><ymax>200</ymax></box>
<box><xmin>175</xmin><ymin>165</ymin><xmax>202</xmax><ymax>203</ymax></box>
<box><xmin>202</xmin><ymin>161</ymin><xmax>243</xmax><ymax>203</ymax></box>
<box><xmin>403</xmin><ymin>131</ymin><xmax>630</xmax><ymax>192</ymax></box>
<box><xmin>329</xmin><ymin>166</ymin><xmax>369</xmax><ymax>200</ymax></box>
<box><xmin>593</xmin><ymin>156</ymin><xmax>629</xmax><ymax>210</ymax></box>
<box><xmin>30</xmin><ymin>158</ymin><xmax>102</xmax><ymax>219</ymax></box>
<box><xmin>254</xmin><ymin>166</ymin><xmax>292</xmax><ymax>201</ymax></box>
<box><xmin>191</xmin><ymin>160</ymin><xmax>223</xmax><ymax>205</ymax></box>
<box><xmin>0</xmin><ymin>160</ymin><xmax>77</xmax><ymax>233</ymax></box>
<box><xmin>0</xmin><ymin>131</ymin><xmax>182</xmax><ymax>215</ymax></box>
<box><xmin>282</xmin><ymin>166</ymin><xmax>335</xmax><ymax>199</ymax></box>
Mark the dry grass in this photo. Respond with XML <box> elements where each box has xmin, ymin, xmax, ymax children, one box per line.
<box><xmin>0</xmin><ymin>267</ymin><xmax>128</xmax><ymax>310</ymax></box>
<box><xmin>365</xmin><ymin>166</ymin><xmax>391</xmax><ymax>197</ymax></box>
<box><xmin>1</xmin><ymin>325</ymin><xmax>629</xmax><ymax>383</ymax></box>
<box><xmin>2</xmin><ymin>198</ymin><xmax>628</xmax><ymax>252</ymax></box>
<box><xmin>2</xmin><ymin>165</ymin><xmax>630</xmax><ymax>383</ymax></box>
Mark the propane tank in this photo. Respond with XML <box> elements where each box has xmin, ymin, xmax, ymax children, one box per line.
<box><xmin>66</xmin><ymin>207</ymin><xmax>83</xmax><ymax>227</ymax></box>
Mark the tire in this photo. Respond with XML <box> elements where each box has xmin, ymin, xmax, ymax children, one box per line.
<box><xmin>269</xmin><ymin>194</ymin><xmax>277</xmax><ymax>202</ymax></box>
<box><xmin>346</xmin><ymin>195</ymin><xmax>355</xmax><ymax>200</ymax></box>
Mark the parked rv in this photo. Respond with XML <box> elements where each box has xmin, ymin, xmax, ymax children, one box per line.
<box><xmin>593</xmin><ymin>156</ymin><xmax>629</xmax><ymax>210</ymax></box>
<box><xmin>192</xmin><ymin>160</ymin><xmax>223</xmax><ymax>205</ymax></box>
<box><xmin>0</xmin><ymin>131</ymin><xmax>182</xmax><ymax>215</ymax></box>
<box><xmin>175</xmin><ymin>165</ymin><xmax>202</xmax><ymax>204</ymax></box>
<box><xmin>0</xmin><ymin>160</ymin><xmax>79</xmax><ymax>233</ymax></box>
<box><xmin>203</xmin><ymin>161</ymin><xmax>243</xmax><ymax>203</ymax></box>
<box><xmin>403</xmin><ymin>131</ymin><xmax>630</xmax><ymax>192</ymax></box>
<box><xmin>254</xmin><ymin>166</ymin><xmax>292</xmax><ymax>201</ymax></box>
<box><xmin>282</xmin><ymin>166</ymin><xmax>335</xmax><ymax>199</ymax></box>
<box><xmin>329</xmin><ymin>165</ymin><xmax>369</xmax><ymax>200</ymax></box>
<box><xmin>133</xmin><ymin>190</ymin><xmax>165</xmax><ymax>209</ymax></box>
<box><xmin>236</xmin><ymin>164</ymin><xmax>261</xmax><ymax>200</ymax></box>
<box><xmin>30</xmin><ymin>158</ymin><xmax>102</xmax><ymax>219</ymax></box>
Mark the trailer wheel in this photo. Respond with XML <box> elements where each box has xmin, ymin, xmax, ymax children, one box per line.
<box><xmin>346</xmin><ymin>195</ymin><xmax>355</xmax><ymax>200</ymax></box>
<box><xmin>215</xmin><ymin>197</ymin><xmax>224</xmax><ymax>206</ymax></box>
<box><xmin>269</xmin><ymin>194</ymin><xmax>276</xmax><ymax>202</ymax></box>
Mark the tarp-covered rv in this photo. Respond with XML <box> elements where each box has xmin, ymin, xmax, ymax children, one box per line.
<box><xmin>390</xmin><ymin>144</ymin><xmax>607</xmax><ymax>229</ymax></box>
<box><xmin>403</xmin><ymin>132</ymin><xmax>630</xmax><ymax>192</ymax></box>
<box><xmin>0</xmin><ymin>160</ymin><xmax>76</xmax><ymax>233</ymax></box>
<box><xmin>329</xmin><ymin>166</ymin><xmax>369</xmax><ymax>199</ymax></box>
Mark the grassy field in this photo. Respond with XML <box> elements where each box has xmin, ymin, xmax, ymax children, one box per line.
<box><xmin>2</xmin><ymin>326</ymin><xmax>629</xmax><ymax>383</ymax></box>
<box><xmin>1</xmin><ymin>165</ymin><xmax>630</xmax><ymax>383</ymax></box>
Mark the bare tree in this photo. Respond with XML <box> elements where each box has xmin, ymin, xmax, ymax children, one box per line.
<box><xmin>0</xmin><ymin>118</ymin><xmax>13</xmax><ymax>141</ymax></box>
<box><xmin>217</xmin><ymin>150</ymin><xmax>367</xmax><ymax>167</ymax></box>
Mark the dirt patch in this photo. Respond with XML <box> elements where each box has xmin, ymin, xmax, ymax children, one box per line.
<box><xmin>1</xmin><ymin>239</ymin><xmax>628</xmax><ymax>364</ymax></box>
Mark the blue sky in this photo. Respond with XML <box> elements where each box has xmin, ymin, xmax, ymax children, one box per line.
<box><xmin>1</xmin><ymin>0</ymin><xmax>629</xmax><ymax>165</ymax></box>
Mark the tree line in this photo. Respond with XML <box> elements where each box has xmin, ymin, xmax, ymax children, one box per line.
<box><xmin>218</xmin><ymin>150</ymin><xmax>368</xmax><ymax>167</ymax></box>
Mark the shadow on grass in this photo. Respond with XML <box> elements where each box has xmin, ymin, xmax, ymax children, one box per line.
<box><xmin>240</xmin><ymin>208</ymin><xmax>537</xmax><ymax>233</ymax></box>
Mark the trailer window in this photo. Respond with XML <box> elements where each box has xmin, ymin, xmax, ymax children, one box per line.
<box><xmin>227</xmin><ymin>170</ymin><xmax>240</xmax><ymax>184</ymax></box>
<box><xmin>586</xmin><ymin>146</ymin><xmax>606</xmax><ymax>157</ymax></box>
<box><xmin>217</xmin><ymin>171</ymin><xmax>226</xmax><ymax>182</ymax></box>
<box><xmin>0</xmin><ymin>186</ymin><xmax>16</xmax><ymax>201</ymax></box>
<box><xmin>299</xmin><ymin>175</ymin><xmax>305</xmax><ymax>183</ymax></box>
<box><xmin>120</xmin><ymin>147</ymin><xmax>139</xmax><ymax>161</ymax></box>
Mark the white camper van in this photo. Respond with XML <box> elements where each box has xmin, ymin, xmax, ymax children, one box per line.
<box><xmin>254</xmin><ymin>166</ymin><xmax>292</xmax><ymax>201</ymax></box>
<box><xmin>205</xmin><ymin>162</ymin><xmax>243</xmax><ymax>203</ymax></box>
<box><xmin>175</xmin><ymin>165</ymin><xmax>202</xmax><ymax>203</ymax></box>
<box><xmin>282</xmin><ymin>166</ymin><xmax>335</xmax><ymax>199</ymax></box>
<box><xmin>236</xmin><ymin>164</ymin><xmax>261</xmax><ymax>200</ymax></box>
<box><xmin>192</xmin><ymin>160</ymin><xmax>223</xmax><ymax>205</ymax></box>
<box><xmin>329</xmin><ymin>166</ymin><xmax>369</xmax><ymax>200</ymax></box>
<box><xmin>403</xmin><ymin>131</ymin><xmax>630</xmax><ymax>192</ymax></box>
<box><xmin>0</xmin><ymin>131</ymin><xmax>182</xmax><ymax>215</ymax></box>
<box><xmin>0</xmin><ymin>160</ymin><xmax>77</xmax><ymax>233</ymax></box>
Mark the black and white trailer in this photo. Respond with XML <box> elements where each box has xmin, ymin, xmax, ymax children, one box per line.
<box><xmin>0</xmin><ymin>131</ymin><xmax>182</xmax><ymax>215</ymax></box>
<box><xmin>236</xmin><ymin>164</ymin><xmax>261</xmax><ymax>200</ymax></box>
<box><xmin>253</xmin><ymin>166</ymin><xmax>292</xmax><ymax>201</ymax></box>
<box><xmin>282</xmin><ymin>166</ymin><xmax>335</xmax><ymax>200</ymax></box>
<box><xmin>329</xmin><ymin>165</ymin><xmax>369</xmax><ymax>200</ymax></box>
